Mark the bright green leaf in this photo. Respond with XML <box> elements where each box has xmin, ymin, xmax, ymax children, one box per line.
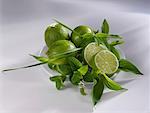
<box><xmin>80</xmin><ymin>87</ymin><xmax>87</xmax><ymax>96</ymax></box>
<box><xmin>78</xmin><ymin>65</ymin><xmax>88</xmax><ymax>75</ymax></box>
<box><xmin>92</xmin><ymin>77</ymin><xmax>104</xmax><ymax>105</ymax></box>
<box><xmin>119</xmin><ymin>59</ymin><xmax>143</xmax><ymax>75</ymax></box>
<box><xmin>101</xmin><ymin>73</ymin><xmax>124</xmax><ymax>91</ymax></box>
<box><xmin>110</xmin><ymin>40</ymin><xmax>124</xmax><ymax>46</ymax></box>
<box><xmin>109</xmin><ymin>46</ymin><xmax>120</xmax><ymax>59</ymax></box>
<box><xmin>109</xmin><ymin>34</ymin><xmax>123</xmax><ymax>39</ymax></box>
<box><xmin>50</xmin><ymin>75</ymin><xmax>66</xmax><ymax>90</ymax></box>
<box><xmin>101</xmin><ymin>19</ymin><xmax>109</xmax><ymax>34</ymax></box>
<box><xmin>71</xmin><ymin>71</ymin><xmax>82</xmax><ymax>85</ymax></box>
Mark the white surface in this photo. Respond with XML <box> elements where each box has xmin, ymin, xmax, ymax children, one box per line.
<box><xmin>0</xmin><ymin>0</ymin><xmax>150</xmax><ymax>113</ymax></box>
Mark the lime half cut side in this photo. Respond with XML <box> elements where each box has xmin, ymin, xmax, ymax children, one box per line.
<box><xmin>94</xmin><ymin>50</ymin><xmax>119</xmax><ymax>74</ymax></box>
<box><xmin>84</xmin><ymin>42</ymin><xmax>106</xmax><ymax>67</ymax></box>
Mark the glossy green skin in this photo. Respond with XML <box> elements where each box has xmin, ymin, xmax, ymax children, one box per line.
<box><xmin>71</xmin><ymin>25</ymin><xmax>93</xmax><ymax>47</ymax></box>
<box><xmin>47</xmin><ymin>40</ymin><xmax>76</xmax><ymax>64</ymax></box>
<box><xmin>45</xmin><ymin>24</ymin><xmax>69</xmax><ymax>48</ymax></box>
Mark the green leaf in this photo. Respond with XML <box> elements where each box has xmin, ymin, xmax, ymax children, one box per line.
<box><xmin>95</xmin><ymin>32</ymin><xmax>108</xmax><ymax>38</ymax></box>
<box><xmin>55</xmin><ymin>64</ymin><xmax>72</xmax><ymax>75</ymax></box>
<box><xmin>80</xmin><ymin>33</ymin><xmax>95</xmax><ymax>48</ymax></box>
<box><xmin>92</xmin><ymin>77</ymin><xmax>104</xmax><ymax>105</ymax></box>
<box><xmin>30</xmin><ymin>54</ymin><xmax>49</xmax><ymax>63</ymax></box>
<box><xmin>71</xmin><ymin>71</ymin><xmax>83</xmax><ymax>85</ymax></box>
<box><xmin>83</xmin><ymin>71</ymin><xmax>94</xmax><ymax>82</ymax></box>
<box><xmin>101</xmin><ymin>73</ymin><xmax>124</xmax><ymax>91</ymax></box>
<box><xmin>68</xmin><ymin>57</ymin><xmax>82</xmax><ymax>69</ymax></box>
<box><xmin>50</xmin><ymin>75</ymin><xmax>66</xmax><ymax>90</ymax></box>
<box><xmin>119</xmin><ymin>59</ymin><xmax>143</xmax><ymax>75</ymax></box>
<box><xmin>109</xmin><ymin>46</ymin><xmax>120</xmax><ymax>59</ymax></box>
<box><xmin>48</xmin><ymin>63</ymin><xmax>56</xmax><ymax>70</ymax></box>
<box><xmin>80</xmin><ymin>87</ymin><xmax>87</xmax><ymax>96</ymax></box>
<box><xmin>78</xmin><ymin>65</ymin><xmax>88</xmax><ymax>75</ymax></box>
<box><xmin>110</xmin><ymin>40</ymin><xmax>124</xmax><ymax>46</ymax></box>
<box><xmin>101</xmin><ymin>19</ymin><xmax>109</xmax><ymax>34</ymax></box>
<box><xmin>109</xmin><ymin>34</ymin><xmax>123</xmax><ymax>39</ymax></box>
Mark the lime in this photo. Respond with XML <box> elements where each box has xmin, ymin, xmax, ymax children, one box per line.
<box><xmin>45</xmin><ymin>23</ymin><xmax>69</xmax><ymax>48</ymax></box>
<box><xmin>46</xmin><ymin>40</ymin><xmax>76</xmax><ymax>64</ymax></box>
<box><xmin>94</xmin><ymin>50</ymin><xmax>119</xmax><ymax>74</ymax></box>
<box><xmin>71</xmin><ymin>25</ymin><xmax>93</xmax><ymax>47</ymax></box>
<box><xmin>84</xmin><ymin>42</ymin><xmax>106</xmax><ymax>67</ymax></box>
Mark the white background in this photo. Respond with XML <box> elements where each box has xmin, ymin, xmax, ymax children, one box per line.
<box><xmin>0</xmin><ymin>0</ymin><xmax>150</xmax><ymax>113</ymax></box>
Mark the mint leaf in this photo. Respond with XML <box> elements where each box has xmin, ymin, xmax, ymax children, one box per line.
<box><xmin>110</xmin><ymin>46</ymin><xmax>120</xmax><ymax>59</ymax></box>
<box><xmin>110</xmin><ymin>40</ymin><xmax>124</xmax><ymax>46</ymax></box>
<box><xmin>92</xmin><ymin>77</ymin><xmax>104</xmax><ymax>105</ymax></box>
<box><xmin>55</xmin><ymin>64</ymin><xmax>72</xmax><ymax>75</ymax></box>
<box><xmin>83</xmin><ymin>71</ymin><xmax>94</xmax><ymax>82</ymax></box>
<box><xmin>119</xmin><ymin>59</ymin><xmax>143</xmax><ymax>75</ymax></box>
<box><xmin>78</xmin><ymin>65</ymin><xmax>88</xmax><ymax>75</ymax></box>
<box><xmin>96</xmin><ymin>32</ymin><xmax>108</xmax><ymax>38</ymax></box>
<box><xmin>50</xmin><ymin>75</ymin><xmax>66</xmax><ymax>90</ymax></box>
<box><xmin>80</xmin><ymin>87</ymin><xmax>87</xmax><ymax>96</ymax></box>
<box><xmin>71</xmin><ymin>71</ymin><xmax>83</xmax><ymax>85</ymax></box>
<box><xmin>80</xmin><ymin>33</ymin><xmax>94</xmax><ymax>48</ymax></box>
<box><xmin>101</xmin><ymin>19</ymin><xmax>109</xmax><ymax>34</ymax></box>
<box><xmin>109</xmin><ymin>34</ymin><xmax>123</xmax><ymax>39</ymax></box>
<box><xmin>101</xmin><ymin>73</ymin><xmax>124</xmax><ymax>91</ymax></box>
<box><xmin>68</xmin><ymin>57</ymin><xmax>82</xmax><ymax>69</ymax></box>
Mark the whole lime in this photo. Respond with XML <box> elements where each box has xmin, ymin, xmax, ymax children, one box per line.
<box><xmin>46</xmin><ymin>40</ymin><xmax>76</xmax><ymax>64</ymax></box>
<box><xmin>45</xmin><ymin>23</ymin><xmax>69</xmax><ymax>48</ymax></box>
<box><xmin>71</xmin><ymin>25</ymin><xmax>93</xmax><ymax>47</ymax></box>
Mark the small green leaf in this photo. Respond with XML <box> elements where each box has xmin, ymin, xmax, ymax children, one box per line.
<box><xmin>68</xmin><ymin>57</ymin><xmax>82</xmax><ymax>69</ymax></box>
<box><xmin>80</xmin><ymin>87</ymin><xmax>87</xmax><ymax>96</ymax></box>
<box><xmin>119</xmin><ymin>59</ymin><xmax>143</xmax><ymax>75</ymax></box>
<box><xmin>109</xmin><ymin>34</ymin><xmax>123</xmax><ymax>39</ymax></box>
<box><xmin>101</xmin><ymin>73</ymin><xmax>124</xmax><ymax>91</ymax></box>
<box><xmin>109</xmin><ymin>46</ymin><xmax>120</xmax><ymax>59</ymax></box>
<box><xmin>55</xmin><ymin>64</ymin><xmax>72</xmax><ymax>75</ymax></box>
<box><xmin>101</xmin><ymin>19</ymin><xmax>109</xmax><ymax>34</ymax></box>
<box><xmin>80</xmin><ymin>33</ymin><xmax>94</xmax><ymax>48</ymax></box>
<box><xmin>71</xmin><ymin>71</ymin><xmax>82</xmax><ymax>85</ymax></box>
<box><xmin>78</xmin><ymin>65</ymin><xmax>88</xmax><ymax>75</ymax></box>
<box><xmin>83</xmin><ymin>71</ymin><xmax>94</xmax><ymax>82</ymax></box>
<box><xmin>110</xmin><ymin>40</ymin><xmax>124</xmax><ymax>46</ymax></box>
<box><xmin>96</xmin><ymin>33</ymin><xmax>108</xmax><ymax>38</ymax></box>
<box><xmin>30</xmin><ymin>54</ymin><xmax>49</xmax><ymax>63</ymax></box>
<box><xmin>92</xmin><ymin>77</ymin><xmax>104</xmax><ymax>105</ymax></box>
<box><xmin>50</xmin><ymin>75</ymin><xmax>66</xmax><ymax>90</ymax></box>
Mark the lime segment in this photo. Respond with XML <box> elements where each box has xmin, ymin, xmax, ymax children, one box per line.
<box><xmin>84</xmin><ymin>42</ymin><xmax>106</xmax><ymax>67</ymax></box>
<box><xmin>94</xmin><ymin>50</ymin><xmax>119</xmax><ymax>74</ymax></box>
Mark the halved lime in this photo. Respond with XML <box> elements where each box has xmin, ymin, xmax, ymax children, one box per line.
<box><xmin>94</xmin><ymin>50</ymin><xmax>119</xmax><ymax>74</ymax></box>
<box><xmin>84</xmin><ymin>42</ymin><xmax>106</xmax><ymax>67</ymax></box>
